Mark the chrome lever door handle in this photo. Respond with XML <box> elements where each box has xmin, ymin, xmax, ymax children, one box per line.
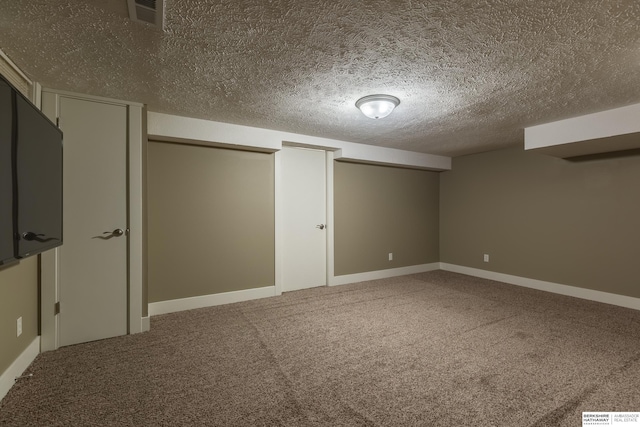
<box><xmin>316</xmin><ymin>224</ymin><xmax>326</xmax><ymax>230</ymax></box>
<box><xmin>103</xmin><ymin>228</ymin><xmax>125</xmax><ymax>237</ymax></box>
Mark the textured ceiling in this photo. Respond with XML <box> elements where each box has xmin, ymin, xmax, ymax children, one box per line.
<box><xmin>1</xmin><ymin>0</ymin><xmax>639</xmax><ymax>156</ymax></box>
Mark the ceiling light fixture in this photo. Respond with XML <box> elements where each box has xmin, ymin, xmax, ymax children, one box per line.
<box><xmin>356</xmin><ymin>94</ymin><xmax>400</xmax><ymax>119</ymax></box>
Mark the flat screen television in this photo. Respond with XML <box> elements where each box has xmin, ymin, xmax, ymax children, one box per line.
<box><xmin>0</xmin><ymin>78</ymin><xmax>14</xmax><ymax>265</ymax></box>
<box><xmin>0</xmin><ymin>74</ymin><xmax>63</xmax><ymax>265</ymax></box>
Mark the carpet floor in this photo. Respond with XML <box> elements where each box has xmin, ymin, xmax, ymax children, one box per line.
<box><xmin>1</xmin><ymin>270</ymin><xmax>640</xmax><ymax>426</ymax></box>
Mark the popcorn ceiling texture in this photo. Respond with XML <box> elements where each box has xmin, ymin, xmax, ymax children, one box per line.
<box><xmin>0</xmin><ymin>0</ymin><xmax>639</xmax><ymax>156</ymax></box>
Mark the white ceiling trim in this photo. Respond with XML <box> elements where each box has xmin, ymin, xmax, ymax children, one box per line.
<box><xmin>148</xmin><ymin>112</ymin><xmax>451</xmax><ymax>170</ymax></box>
<box><xmin>525</xmin><ymin>103</ymin><xmax>640</xmax><ymax>157</ymax></box>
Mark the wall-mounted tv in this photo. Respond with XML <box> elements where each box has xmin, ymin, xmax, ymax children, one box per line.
<box><xmin>0</xmin><ymin>78</ymin><xmax>14</xmax><ymax>265</ymax></box>
<box><xmin>0</xmin><ymin>74</ymin><xmax>63</xmax><ymax>266</ymax></box>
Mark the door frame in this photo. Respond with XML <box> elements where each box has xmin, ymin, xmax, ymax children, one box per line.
<box><xmin>274</xmin><ymin>143</ymin><xmax>334</xmax><ymax>295</ymax></box>
<box><xmin>39</xmin><ymin>88</ymin><xmax>145</xmax><ymax>351</ymax></box>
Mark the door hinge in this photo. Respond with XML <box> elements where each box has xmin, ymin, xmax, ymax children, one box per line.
<box><xmin>56</xmin><ymin>117</ymin><xmax>60</xmax><ymax>127</ymax></box>
<box><xmin>54</xmin><ymin>301</ymin><xmax>60</xmax><ymax>315</ymax></box>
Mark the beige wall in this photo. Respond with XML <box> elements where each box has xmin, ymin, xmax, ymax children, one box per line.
<box><xmin>440</xmin><ymin>146</ymin><xmax>640</xmax><ymax>298</ymax></box>
<box><xmin>0</xmin><ymin>257</ymin><xmax>38</xmax><ymax>375</ymax></box>
<box><xmin>0</xmin><ymin>58</ymin><xmax>38</xmax><ymax>378</ymax></box>
<box><xmin>334</xmin><ymin>161</ymin><xmax>440</xmax><ymax>276</ymax></box>
<box><xmin>147</xmin><ymin>142</ymin><xmax>275</xmax><ymax>302</ymax></box>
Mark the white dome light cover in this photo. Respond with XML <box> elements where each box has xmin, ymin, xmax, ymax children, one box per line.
<box><xmin>356</xmin><ymin>94</ymin><xmax>400</xmax><ymax>119</ymax></box>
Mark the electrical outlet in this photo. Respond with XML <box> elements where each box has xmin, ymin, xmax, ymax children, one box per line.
<box><xmin>483</xmin><ymin>254</ymin><xmax>489</xmax><ymax>263</ymax></box>
<box><xmin>388</xmin><ymin>253</ymin><xmax>393</xmax><ymax>261</ymax></box>
<box><xmin>17</xmin><ymin>317</ymin><xmax>22</xmax><ymax>337</ymax></box>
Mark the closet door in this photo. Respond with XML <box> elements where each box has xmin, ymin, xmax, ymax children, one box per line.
<box><xmin>56</xmin><ymin>95</ymin><xmax>128</xmax><ymax>347</ymax></box>
<box><xmin>281</xmin><ymin>146</ymin><xmax>327</xmax><ymax>291</ymax></box>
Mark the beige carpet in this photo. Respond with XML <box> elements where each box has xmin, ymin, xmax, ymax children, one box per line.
<box><xmin>1</xmin><ymin>270</ymin><xmax>640</xmax><ymax>426</ymax></box>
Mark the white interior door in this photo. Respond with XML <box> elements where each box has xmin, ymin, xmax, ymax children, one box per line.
<box><xmin>281</xmin><ymin>146</ymin><xmax>327</xmax><ymax>291</ymax></box>
<box><xmin>57</xmin><ymin>96</ymin><xmax>128</xmax><ymax>347</ymax></box>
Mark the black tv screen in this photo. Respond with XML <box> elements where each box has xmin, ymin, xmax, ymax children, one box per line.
<box><xmin>0</xmin><ymin>78</ymin><xmax>14</xmax><ymax>265</ymax></box>
<box><xmin>0</xmin><ymin>74</ymin><xmax>63</xmax><ymax>263</ymax></box>
<box><xmin>14</xmin><ymin>94</ymin><xmax>63</xmax><ymax>258</ymax></box>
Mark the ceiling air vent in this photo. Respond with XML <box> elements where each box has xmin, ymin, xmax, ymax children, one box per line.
<box><xmin>127</xmin><ymin>0</ymin><xmax>165</xmax><ymax>29</ymax></box>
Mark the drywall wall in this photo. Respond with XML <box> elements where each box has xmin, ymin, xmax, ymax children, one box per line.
<box><xmin>440</xmin><ymin>146</ymin><xmax>640</xmax><ymax>298</ymax></box>
<box><xmin>147</xmin><ymin>141</ymin><xmax>275</xmax><ymax>302</ymax></box>
<box><xmin>334</xmin><ymin>161</ymin><xmax>440</xmax><ymax>275</ymax></box>
<box><xmin>0</xmin><ymin>258</ymin><xmax>38</xmax><ymax>375</ymax></box>
<box><xmin>0</xmin><ymin>53</ymin><xmax>38</xmax><ymax>381</ymax></box>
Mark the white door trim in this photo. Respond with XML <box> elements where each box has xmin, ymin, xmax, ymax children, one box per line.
<box><xmin>325</xmin><ymin>150</ymin><xmax>335</xmax><ymax>286</ymax></box>
<box><xmin>127</xmin><ymin>104</ymin><xmax>145</xmax><ymax>334</ymax></box>
<box><xmin>39</xmin><ymin>89</ymin><xmax>144</xmax><ymax>351</ymax></box>
<box><xmin>274</xmin><ymin>150</ymin><xmax>283</xmax><ymax>296</ymax></box>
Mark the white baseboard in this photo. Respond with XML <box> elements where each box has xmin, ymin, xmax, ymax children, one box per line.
<box><xmin>0</xmin><ymin>337</ymin><xmax>40</xmax><ymax>402</ymax></box>
<box><xmin>440</xmin><ymin>263</ymin><xmax>640</xmax><ymax>311</ymax></box>
<box><xmin>330</xmin><ymin>263</ymin><xmax>440</xmax><ymax>287</ymax></box>
<box><xmin>149</xmin><ymin>286</ymin><xmax>277</xmax><ymax>316</ymax></box>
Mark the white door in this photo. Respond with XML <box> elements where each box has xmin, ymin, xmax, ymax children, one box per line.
<box><xmin>281</xmin><ymin>147</ymin><xmax>327</xmax><ymax>291</ymax></box>
<box><xmin>57</xmin><ymin>96</ymin><xmax>128</xmax><ymax>347</ymax></box>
